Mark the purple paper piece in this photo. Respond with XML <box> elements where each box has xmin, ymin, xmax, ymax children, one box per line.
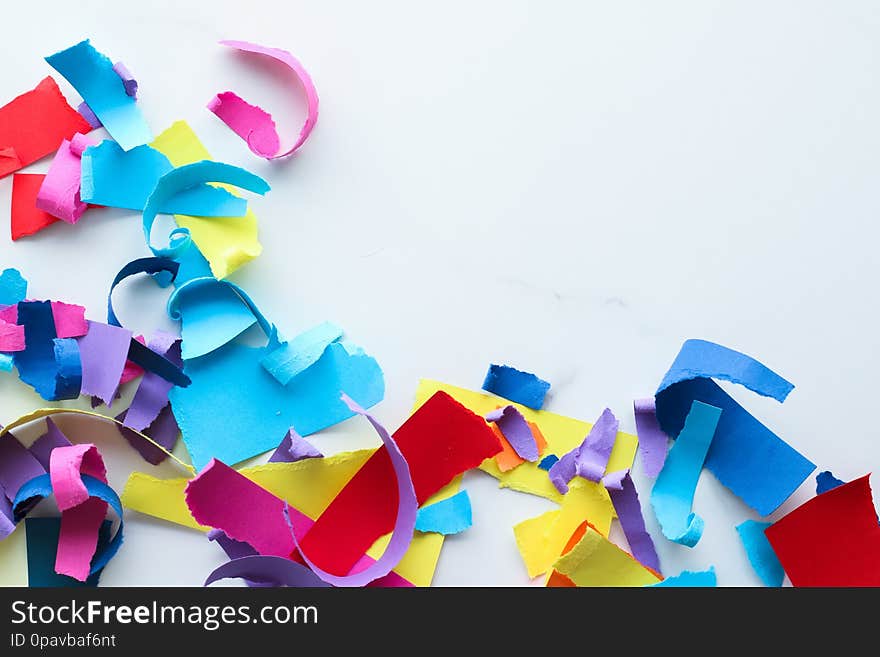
<box><xmin>485</xmin><ymin>405</ymin><xmax>540</xmax><ymax>462</ymax></box>
<box><xmin>605</xmin><ymin>469</ymin><xmax>662</xmax><ymax>574</ymax></box>
<box><xmin>123</xmin><ymin>333</ymin><xmax>181</xmax><ymax>432</ymax></box>
<box><xmin>77</xmin><ymin>102</ymin><xmax>102</xmax><ymax>129</ymax></box>
<box><xmin>269</xmin><ymin>429</ymin><xmax>323</xmax><ymax>463</ymax></box>
<box><xmin>112</xmin><ymin>62</ymin><xmax>138</xmax><ymax>98</ymax></box>
<box><xmin>207</xmin><ymin>530</ymin><xmax>269</xmax><ymax>588</ymax></box>
<box><xmin>0</xmin><ymin>436</ymin><xmax>46</xmax><ymax>502</ymax></box>
<box><xmin>76</xmin><ymin>321</ymin><xmax>132</xmax><ymax>405</ymax></box>
<box><xmin>116</xmin><ymin>405</ymin><xmax>179</xmax><ymax>466</ymax></box>
<box><xmin>0</xmin><ymin>488</ymin><xmax>15</xmax><ymax>539</ymax></box>
<box><xmin>549</xmin><ymin>408</ymin><xmax>619</xmax><ymax>494</ymax></box>
<box><xmin>634</xmin><ymin>398</ymin><xmax>668</xmax><ymax>478</ymax></box>
<box><xmin>28</xmin><ymin>418</ymin><xmax>73</xmax><ymax>470</ymax></box>
<box><xmin>205</xmin><ymin>555</ymin><xmax>331</xmax><ymax>588</ymax></box>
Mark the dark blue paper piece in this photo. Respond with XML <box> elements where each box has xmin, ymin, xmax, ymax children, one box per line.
<box><xmin>538</xmin><ymin>454</ymin><xmax>559</xmax><ymax>470</ymax></box>
<box><xmin>816</xmin><ymin>471</ymin><xmax>845</xmax><ymax>495</ymax></box>
<box><xmin>13</xmin><ymin>301</ymin><xmax>81</xmax><ymax>401</ymax></box>
<box><xmin>482</xmin><ymin>364</ymin><xmax>550</xmax><ymax>410</ymax></box>
<box><xmin>25</xmin><ymin>517</ymin><xmax>111</xmax><ymax>587</ymax></box>
<box><xmin>655</xmin><ymin>339</ymin><xmax>815</xmax><ymax>516</ymax></box>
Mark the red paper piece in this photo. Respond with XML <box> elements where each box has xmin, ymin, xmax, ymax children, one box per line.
<box><xmin>11</xmin><ymin>174</ymin><xmax>59</xmax><ymax>240</ymax></box>
<box><xmin>765</xmin><ymin>474</ymin><xmax>880</xmax><ymax>586</ymax></box>
<box><xmin>0</xmin><ymin>77</ymin><xmax>91</xmax><ymax>179</ymax></box>
<box><xmin>298</xmin><ymin>390</ymin><xmax>502</xmax><ymax>575</ymax></box>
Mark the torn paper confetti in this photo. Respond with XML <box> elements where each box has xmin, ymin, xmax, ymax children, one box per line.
<box><xmin>46</xmin><ymin>40</ymin><xmax>151</xmax><ymax>151</ymax></box>
<box><xmin>486</xmin><ymin>405</ymin><xmax>541</xmax><ymax>462</ymax></box>
<box><xmin>552</xmin><ymin>523</ymin><xmax>661</xmax><ymax>587</ymax></box>
<box><xmin>633</xmin><ymin>397</ymin><xmax>668</xmax><ymax>478</ymax></box>
<box><xmin>415</xmin><ymin>490</ymin><xmax>473</xmax><ymax>535</ymax></box>
<box><xmin>0</xmin><ymin>76</ymin><xmax>91</xmax><ymax>179</ymax></box>
<box><xmin>482</xmin><ymin>364</ymin><xmax>550</xmax><ymax>410</ymax></box>
<box><xmin>11</xmin><ymin>174</ymin><xmax>60</xmax><ymax>240</ymax></box>
<box><xmin>35</xmin><ymin>133</ymin><xmax>95</xmax><ymax>223</ymax></box>
<box><xmin>655</xmin><ymin>339</ymin><xmax>815</xmax><ymax>515</ymax></box>
<box><xmin>736</xmin><ymin>520</ymin><xmax>784</xmax><ymax>587</ymax></box>
<box><xmin>650</xmin><ymin>567</ymin><xmax>716</xmax><ymax>587</ymax></box>
<box><xmin>650</xmin><ymin>400</ymin><xmax>720</xmax><ymax>547</ymax></box>
<box><xmin>209</xmin><ymin>41</ymin><xmax>319</xmax><ymax>158</ymax></box>
<box><xmin>548</xmin><ymin>408</ymin><xmax>619</xmax><ymax>494</ymax></box>
<box><xmin>604</xmin><ymin>470</ymin><xmax>660</xmax><ymax>573</ymax></box>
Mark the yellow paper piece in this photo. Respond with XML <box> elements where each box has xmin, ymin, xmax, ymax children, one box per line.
<box><xmin>415</xmin><ymin>380</ymin><xmax>639</xmax><ymax>502</ymax></box>
<box><xmin>552</xmin><ymin>524</ymin><xmax>661</xmax><ymax>587</ymax></box>
<box><xmin>512</xmin><ymin>479</ymin><xmax>614</xmax><ymax>578</ymax></box>
<box><xmin>0</xmin><ymin>525</ymin><xmax>28</xmax><ymax>587</ymax></box>
<box><xmin>151</xmin><ymin>121</ymin><xmax>262</xmax><ymax>278</ymax></box>
<box><xmin>122</xmin><ymin>449</ymin><xmax>446</xmax><ymax>586</ymax></box>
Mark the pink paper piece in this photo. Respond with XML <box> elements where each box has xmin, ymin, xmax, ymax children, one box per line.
<box><xmin>56</xmin><ymin>497</ymin><xmax>107</xmax><ymax>581</ymax></box>
<box><xmin>49</xmin><ymin>444</ymin><xmax>107</xmax><ymax>510</ymax></box>
<box><xmin>76</xmin><ymin>321</ymin><xmax>133</xmax><ymax>405</ymax></box>
<box><xmin>210</xmin><ymin>40</ymin><xmax>319</xmax><ymax>159</ymax></box>
<box><xmin>208</xmin><ymin>92</ymin><xmax>280</xmax><ymax>158</ymax></box>
<box><xmin>119</xmin><ymin>334</ymin><xmax>146</xmax><ymax>385</ymax></box>
<box><xmin>0</xmin><ymin>319</ymin><xmax>25</xmax><ymax>351</ymax></box>
<box><xmin>185</xmin><ymin>459</ymin><xmax>302</xmax><ymax>558</ymax></box>
<box><xmin>35</xmin><ymin>133</ymin><xmax>95</xmax><ymax>224</ymax></box>
<box><xmin>51</xmin><ymin>301</ymin><xmax>88</xmax><ymax>339</ymax></box>
<box><xmin>49</xmin><ymin>443</ymin><xmax>108</xmax><ymax>581</ymax></box>
<box><xmin>0</xmin><ymin>305</ymin><xmax>18</xmax><ymax>324</ymax></box>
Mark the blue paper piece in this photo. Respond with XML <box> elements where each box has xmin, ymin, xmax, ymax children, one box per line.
<box><xmin>81</xmin><ymin>140</ymin><xmax>246</xmax><ymax>216</ymax></box>
<box><xmin>655</xmin><ymin>339</ymin><xmax>815</xmax><ymax>516</ymax></box>
<box><xmin>0</xmin><ymin>354</ymin><xmax>13</xmax><ymax>371</ymax></box>
<box><xmin>14</xmin><ymin>474</ymin><xmax>124</xmax><ymax>576</ymax></box>
<box><xmin>816</xmin><ymin>470</ymin><xmax>845</xmax><ymax>495</ymax></box>
<box><xmin>650</xmin><ymin>400</ymin><xmax>720</xmax><ymax>547</ymax></box>
<box><xmin>169</xmin><ymin>340</ymin><xmax>384</xmax><ymax>470</ymax></box>
<box><xmin>0</xmin><ymin>268</ymin><xmax>27</xmax><ymax>306</ymax></box>
<box><xmin>53</xmin><ymin>338</ymin><xmax>83</xmax><ymax>398</ymax></box>
<box><xmin>538</xmin><ymin>454</ymin><xmax>559</xmax><ymax>470</ymax></box>
<box><xmin>260</xmin><ymin>321</ymin><xmax>344</xmax><ymax>385</ymax></box>
<box><xmin>13</xmin><ymin>301</ymin><xmax>81</xmax><ymax>401</ymax></box>
<box><xmin>25</xmin><ymin>517</ymin><xmax>110</xmax><ymax>587</ymax></box>
<box><xmin>107</xmin><ymin>256</ymin><xmax>180</xmax><ymax>327</ymax></box>
<box><xmin>736</xmin><ymin>519</ymin><xmax>784</xmax><ymax>587</ymax></box>
<box><xmin>650</xmin><ymin>566</ymin><xmax>717</xmax><ymax>587</ymax></box>
<box><xmin>170</xmin><ymin>243</ymin><xmax>256</xmax><ymax>360</ymax></box>
<box><xmin>143</xmin><ymin>161</ymin><xmax>269</xmax><ymax>260</ymax></box>
<box><xmin>415</xmin><ymin>490</ymin><xmax>473</xmax><ymax>535</ymax></box>
<box><xmin>482</xmin><ymin>364</ymin><xmax>550</xmax><ymax>410</ymax></box>
<box><xmin>45</xmin><ymin>40</ymin><xmax>151</xmax><ymax>151</ymax></box>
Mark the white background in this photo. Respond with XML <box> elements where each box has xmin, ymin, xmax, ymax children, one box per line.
<box><xmin>0</xmin><ymin>0</ymin><xmax>878</xmax><ymax>586</ymax></box>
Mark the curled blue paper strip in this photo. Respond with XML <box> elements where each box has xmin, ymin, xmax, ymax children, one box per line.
<box><xmin>142</xmin><ymin>161</ymin><xmax>269</xmax><ymax>260</ymax></box>
<box><xmin>81</xmin><ymin>141</ymin><xmax>246</xmax><ymax>216</ymax></box>
<box><xmin>107</xmin><ymin>256</ymin><xmax>180</xmax><ymax>327</ymax></box>
<box><xmin>650</xmin><ymin>566</ymin><xmax>716</xmax><ymax>587</ymax></box>
<box><xmin>13</xmin><ymin>474</ymin><xmax>124</xmax><ymax>576</ymax></box>
<box><xmin>736</xmin><ymin>519</ymin><xmax>784</xmax><ymax>587</ymax></box>
<box><xmin>260</xmin><ymin>321</ymin><xmax>344</xmax><ymax>386</ymax></box>
<box><xmin>415</xmin><ymin>490</ymin><xmax>473</xmax><ymax>535</ymax></box>
<box><xmin>655</xmin><ymin>339</ymin><xmax>815</xmax><ymax>516</ymax></box>
<box><xmin>650</xmin><ymin>400</ymin><xmax>720</xmax><ymax>547</ymax></box>
<box><xmin>45</xmin><ymin>40</ymin><xmax>151</xmax><ymax>151</ymax></box>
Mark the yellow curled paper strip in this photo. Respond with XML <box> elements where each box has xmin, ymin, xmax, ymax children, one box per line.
<box><xmin>151</xmin><ymin>121</ymin><xmax>262</xmax><ymax>279</ymax></box>
<box><xmin>552</xmin><ymin>524</ymin><xmax>661</xmax><ymax>587</ymax></box>
<box><xmin>415</xmin><ymin>380</ymin><xmax>639</xmax><ymax>503</ymax></box>
<box><xmin>513</xmin><ymin>479</ymin><xmax>613</xmax><ymax>578</ymax></box>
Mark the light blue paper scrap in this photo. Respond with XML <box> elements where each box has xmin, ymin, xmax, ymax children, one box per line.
<box><xmin>0</xmin><ymin>269</ymin><xmax>27</xmax><ymax>306</ymax></box>
<box><xmin>81</xmin><ymin>141</ymin><xmax>246</xmax><ymax>216</ymax></box>
<box><xmin>736</xmin><ymin>519</ymin><xmax>784</xmax><ymax>587</ymax></box>
<box><xmin>650</xmin><ymin>400</ymin><xmax>720</xmax><ymax>547</ymax></box>
<box><xmin>169</xmin><ymin>340</ymin><xmax>384</xmax><ymax>470</ymax></box>
<box><xmin>650</xmin><ymin>566</ymin><xmax>717</xmax><ymax>587</ymax></box>
<box><xmin>415</xmin><ymin>490</ymin><xmax>472</xmax><ymax>535</ymax></box>
<box><xmin>260</xmin><ymin>321</ymin><xmax>344</xmax><ymax>385</ymax></box>
<box><xmin>46</xmin><ymin>40</ymin><xmax>152</xmax><ymax>151</ymax></box>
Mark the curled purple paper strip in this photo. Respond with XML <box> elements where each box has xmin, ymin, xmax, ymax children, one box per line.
<box><xmin>604</xmin><ymin>469</ymin><xmax>661</xmax><ymax>574</ymax></box>
<box><xmin>634</xmin><ymin>398</ymin><xmax>668</xmax><ymax>478</ymax></box>
<box><xmin>112</xmin><ymin>62</ymin><xmax>137</xmax><ymax>98</ymax></box>
<box><xmin>282</xmin><ymin>393</ymin><xmax>417</xmax><ymax>587</ymax></box>
<box><xmin>549</xmin><ymin>408</ymin><xmax>619</xmax><ymax>494</ymax></box>
<box><xmin>485</xmin><ymin>405</ymin><xmax>540</xmax><ymax>462</ymax></box>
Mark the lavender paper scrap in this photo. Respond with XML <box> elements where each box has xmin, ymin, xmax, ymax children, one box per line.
<box><xmin>269</xmin><ymin>429</ymin><xmax>322</xmax><ymax>463</ymax></box>
<box><xmin>604</xmin><ymin>470</ymin><xmax>661</xmax><ymax>573</ymax></box>
<box><xmin>0</xmin><ymin>436</ymin><xmax>45</xmax><ymax>503</ymax></box>
<box><xmin>76</xmin><ymin>321</ymin><xmax>133</xmax><ymax>405</ymax></box>
<box><xmin>634</xmin><ymin>397</ymin><xmax>668</xmax><ymax>478</ymax></box>
<box><xmin>28</xmin><ymin>418</ymin><xmax>72</xmax><ymax>470</ymax></box>
<box><xmin>485</xmin><ymin>405</ymin><xmax>540</xmax><ymax>462</ymax></box>
<box><xmin>123</xmin><ymin>332</ymin><xmax>181</xmax><ymax>432</ymax></box>
<box><xmin>549</xmin><ymin>408</ymin><xmax>618</xmax><ymax>494</ymax></box>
